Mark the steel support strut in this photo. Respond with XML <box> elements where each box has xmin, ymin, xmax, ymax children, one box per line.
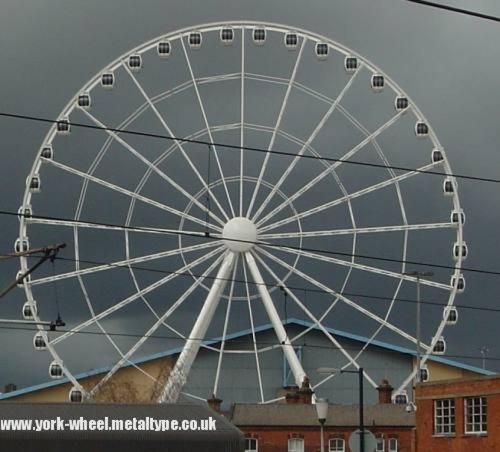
<box><xmin>159</xmin><ymin>251</ymin><xmax>235</xmax><ymax>403</ymax></box>
<box><xmin>245</xmin><ymin>252</ymin><xmax>306</xmax><ymax>387</ymax></box>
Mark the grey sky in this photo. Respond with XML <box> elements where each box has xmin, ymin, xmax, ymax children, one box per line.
<box><xmin>1</xmin><ymin>0</ymin><xmax>500</xmax><ymax>391</ymax></box>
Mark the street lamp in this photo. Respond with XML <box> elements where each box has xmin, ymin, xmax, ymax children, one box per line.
<box><xmin>315</xmin><ymin>398</ymin><xmax>329</xmax><ymax>452</ymax></box>
<box><xmin>318</xmin><ymin>367</ymin><xmax>365</xmax><ymax>452</ymax></box>
<box><xmin>403</xmin><ymin>271</ymin><xmax>433</xmax><ymax>385</ymax></box>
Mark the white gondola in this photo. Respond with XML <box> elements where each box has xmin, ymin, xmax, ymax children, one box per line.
<box><xmin>371</xmin><ymin>74</ymin><xmax>384</xmax><ymax>92</ymax></box>
<box><xmin>431</xmin><ymin>149</ymin><xmax>444</xmax><ymax>163</ymax></box>
<box><xmin>41</xmin><ymin>145</ymin><xmax>53</xmax><ymax>160</ymax></box>
<box><xmin>315</xmin><ymin>42</ymin><xmax>328</xmax><ymax>60</ymax></box>
<box><xmin>453</xmin><ymin>241</ymin><xmax>468</xmax><ymax>260</ymax></box>
<box><xmin>394</xmin><ymin>390</ymin><xmax>408</xmax><ymax>404</ymax></box>
<box><xmin>344</xmin><ymin>56</ymin><xmax>358</xmax><ymax>72</ymax></box>
<box><xmin>49</xmin><ymin>361</ymin><xmax>64</xmax><ymax>379</ymax></box>
<box><xmin>17</xmin><ymin>205</ymin><xmax>32</xmax><ymax>220</ymax></box>
<box><xmin>28</xmin><ymin>174</ymin><xmax>41</xmax><ymax>193</ymax></box>
<box><xmin>415</xmin><ymin>121</ymin><xmax>429</xmax><ymax>138</ymax></box>
<box><xmin>394</xmin><ymin>96</ymin><xmax>409</xmax><ymax>112</ymax></box>
<box><xmin>33</xmin><ymin>332</ymin><xmax>47</xmax><ymax>351</ymax></box>
<box><xmin>284</xmin><ymin>32</ymin><xmax>298</xmax><ymax>49</ymax></box>
<box><xmin>188</xmin><ymin>32</ymin><xmax>202</xmax><ymax>49</ymax></box>
<box><xmin>16</xmin><ymin>270</ymin><xmax>30</xmax><ymax>288</ymax></box>
<box><xmin>450</xmin><ymin>274</ymin><xmax>465</xmax><ymax>293</ymax></box>
<box><xmin>420</xmin><ymin>365</ymin><xmax>429</xmax><ymax>382</ymax></box>
<box><xmin>101</xmin><ymin>72</ymin><xmax>115</xmax><ymax>88</ymax></box>
<box><xmin>443</xmin><ymin>178</ymin><xmax>454</xmax><ymax>196</ymax></box>
<box><xmin>157</xmin><ymin>40</ymin><xmax>171</xmax><ymax>58</ymax></box>
<box><xmin>56</xmin><ymin>117</ymin><xmax>70</xmax><ymax>135</ymax></box>
<box><xmin>14</xmin><ymin>237</ymin><xmax>29</xmax><ymax>253</ymax></box>
<box><xmin>253</xmin><ymin>27</ymin><xmax>266</xmax><ymax>45</ymax></box>
<box><xmin>22</xmin><ymin>301</ymin><xmax>36</xmax><ymax>320</ymax></box>
<box><xmin>220</xmin><ymin>27</ymin><xmax>234</xmax><ymax>45</ymax></box>
<box><xmin>69</xmin><ymin>387</ymin><xmax>83</xmax><ymax>403</ymax></box>
<box><xmin>451</xmin><ymin>209</ymin><xmax>465</xmax><ymax>225</ymax></box>
<box><xmin>127</xmin><ymin>54</ymin><xmax>142</xmax><ymax>71</ymax></box>
<box><xmin>444</xmin><ymin>306</ymin><xmax>458</xmax><ymax>325</ymax></box>
<box><xmin>77</xmin><ymin>92</ymin><xmax>91</xmax><ymax>109</ymax></box>
<box><xmin>432</xmin><ymin>336</ymin><xmax>446</xmax><ymax>354</ymax></box>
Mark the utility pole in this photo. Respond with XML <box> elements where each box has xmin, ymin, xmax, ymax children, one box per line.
<box><xmin>404</xmin><ymin>271</ymin><xmax>433</xmax><ymax>385</ymax></box>
<box><xmin>317</xmin><ymin>367</ymin><xmax>365</xmax><ymax>452</ymax></box>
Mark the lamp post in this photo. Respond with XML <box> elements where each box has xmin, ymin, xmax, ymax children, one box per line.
<box><xmin>403</xmin><ymin>271</ymin><xmax>433</xmax><ymax>385</ymax></box>
<box><xmin>315</xmin><ymin>398</ymin><xmax>329</xmax><ymax>452</ymax></box>
<box><xmin>317</xmin><ymin>367</ymin><xmax>365</xmax><ymax>452</ymax></box>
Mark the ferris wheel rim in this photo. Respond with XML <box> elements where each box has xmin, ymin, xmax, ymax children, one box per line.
<box><xmin>18</xmin><ymin>20</ymin><xmax>465</xmax><ymax>402</ymax></box>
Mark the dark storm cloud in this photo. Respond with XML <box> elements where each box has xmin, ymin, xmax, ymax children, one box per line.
<box><xmin>1</xmin><ymin>0</ymin><xmax>499</xmax><ymax>389</ymax></box>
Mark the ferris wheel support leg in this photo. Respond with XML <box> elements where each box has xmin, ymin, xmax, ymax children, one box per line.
<box><xmin>158</xmin><ymin>251</ymin><xmax>235</xmax><ymax>404</ymax></box>
<box><xmin>245</xmin><ymin>252</ymin><xmax>307</xmax><ymax>388</ymax></box>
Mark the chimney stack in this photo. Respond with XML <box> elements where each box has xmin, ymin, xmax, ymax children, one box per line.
<box><xmin>377</xmin><ymin>379</ymin><xmax>393</xmax><ymax>404</ymax></box>
<box><xmin>298</xmin><ymin>376</ymin><xmax>313</xmax><ymax>404</ymax></box>
<box><xmin>207</xmin><ymin>394</ymin><xmax>223</xmax><ymax>413</ymax></box>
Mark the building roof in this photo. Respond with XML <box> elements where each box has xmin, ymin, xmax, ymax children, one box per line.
<box><xmin>0</xmin><ymin>318</ymin><xmax>494</xmax><ymax>400</ymax></box>
<box><xmin>231</xmin><ymin>403</ymin><xmax>415</xmax><ymax>427</ymax></box>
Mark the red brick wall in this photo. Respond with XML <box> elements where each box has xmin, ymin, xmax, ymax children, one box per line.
<box><xmin>416</xmin><ymin>376</ymin><xmax>500</xmax><ymax>452</ymax></box>
<box><xmin>239</xmin><ymin>426</ymin><xmax>415</xmax><ymax>452</ymax></box>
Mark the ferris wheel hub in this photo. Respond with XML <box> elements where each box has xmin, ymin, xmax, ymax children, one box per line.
<box><xmin>222</xmin><ymin>217</ymin><xmax>257</xmax><ymax>252</ymax></box>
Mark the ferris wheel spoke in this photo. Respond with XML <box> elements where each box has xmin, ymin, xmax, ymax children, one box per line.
<box><xmin>260</xmin><ymin>161</ymin><xmax>442</xmax><ymax>233</ymax></box>
<box><xmin>81</xmin><ymin>107</ymin><xmax>226</xmax><ymax>227</ymax></box>
<box><xmin>121</xmin><ymin>63</ymin><xmax>229</xmax><ymax>224</ymax></box>
<box><xmin>32</xmin><ymin>240</ymin><xmax>220</xmax><ymax>286</ymax></box>
<box><xmin>262</xmin><ymin>244</ymin><xmax>450</xmax><ymax>291</ymax></box>
<box><xmin>27</xmin><ymin>216</ymin><xmax>217</xmax><ymax>238</ymax></box>
<box><xmin>160</xmin><ymin>251</ymin><xmax>236</xmax><ymax>403</ymax></box>
<box><xmin>47</xmin><ymin>159</ymin><xmax>219</xmax><ymax>232</ymax></box>
<box><xmin>244</xmin><ymin>251</ymin><xmax>307</xmax><ymax>389</ymax></box>
<box><xmin>213</xmin><ymin>257</ymin><xmax>238</xmax><ymax>398</ymax></box>
<box><xmin>252</xmin><ymin>250</ymin><xmax>378</xmax><ymax>388</ymax></box>
<box><xmin>49</xmin><ymin>246</ymin><xmax>224</xmax><ymax>346</ymax></box>
<box><xmin>246</xmin><ymin>38</ymin><xmax>307</xmax><ymax>218</ymax></box>
<box><xmin>251</xmin><ymin>64</ymin><xmax>362</xmax><ymax>224</ymax></box>
<box><xmin>239</xmin><ymin>30</ymin><xmax>245</xmax><ymax>217</ymax></box>
<box><xmin>259</xmin><ymin>222</ymin><xmax>455</xmax><ymax>240</ymax></box>
<box><xmin>181</xmin><ymin>38</ymin><xmax>236</xmax><ymax>218</ymax></box>
<box><xmin>89</xmin><ymin>252</ymin><xmax>226</xmax><ymax>398</ymax></box>
<box><xmin>255</xmin><ymin>246</ymin><xmax>430</xmax><ymax>349</ymax></box>
<box><xmin>256</xmin><ymin>111</ymin><xmax>404</xmax><ymax>228</ymax></box>
<box><xmin>90</xmin><ymin>252</ymin><xmax>226</xmax><ymax>396</ymax></box>
<box><xmin>242</xmin><ymin>258</ymin><xmax>265</xmax><ymax>402</ymax></box>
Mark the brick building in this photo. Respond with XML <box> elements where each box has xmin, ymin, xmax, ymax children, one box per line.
<box><xmin>230</xmin><ymin>380</ymin><xmax>416</xmax><ymax>452</ymax></box>
<box><xmin>415</xmin><ymin>374</ymin><xmax>500</xmax><ymax>451</ymax></box>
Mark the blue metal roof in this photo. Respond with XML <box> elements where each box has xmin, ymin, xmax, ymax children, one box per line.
<box><xmin>0</xmin><ymin>318</ymin><xmax>494</xmax><ymax>400</ymax></box>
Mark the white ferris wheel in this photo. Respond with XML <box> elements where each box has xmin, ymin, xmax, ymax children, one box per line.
<box><xmin>17</xmin><ymin>21</ymin><xmax>466</xmax><ymax>404</ymax></box>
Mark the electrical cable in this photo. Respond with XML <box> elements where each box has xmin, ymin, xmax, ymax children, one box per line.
<box><xmin>1</xmin><ymin>111</ymin><xmax>500</xmax><ymax>184</ymax></box>
<box><xmin>4</xmin><ymin>209</ymin><xmax>497</xmax><ymax>276</ymax></box>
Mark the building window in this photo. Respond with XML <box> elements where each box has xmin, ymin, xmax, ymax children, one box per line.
<box><xmin>465</xmin><ymin>396</ymin><xmax>487</xmax><ymax>434</ymax></box>
<box><xmin>329</xmin><ymin>438</ymin><xmax>345</xmax><ymax>452</ymax></box>
<box><xmin>388</xmin><ymin>438</ymin><xmax>398</xmax><ymax>452</ymax></box>
<box><xmin>288</xmin><ymin>438</ymin><xmax>304</xmax><ymax>452</ymax></box>
<box><xmin>245</xmin><ymin>438</ymin><xmax>258</xmax><ymax>452</ymax></box>
<box><xmin>434</xmin><ymin>398</ymin><xmax>455</xmax><ymax>435</ymax></box>
<box><xmin>376</xmin><ymin>436</ymin><xmax>384</xmax><ymax>451</ymax></box>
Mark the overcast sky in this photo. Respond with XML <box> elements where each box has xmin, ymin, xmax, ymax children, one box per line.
<box><xmin>1</xmin><ymin>0</ymin><xmax>500</xmax><ymax>392</ymax></box>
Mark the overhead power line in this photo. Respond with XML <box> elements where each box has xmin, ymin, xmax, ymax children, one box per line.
<box><xmin>5</xmin><ymin>209</ymin><xmax>500</xmax><ymax>277</ymax></box>
<box><xmin>0</xmin><ymin>323</ymin><xmax>496</xmax><ymax>364</ymax></box>
<box><xmin>1</xmin><ymin>111</ymin><xmax>500</xmax><ymax>185</ymax></box>
<box><xmin>3</xmin><ymin>209</ymin><xmax>500</xmax><ymax>315</ymax></box>
<box><xmin>405</xmin><ymin>0</ymin><xmax>500</xmax><ymax>23</ymax></box>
